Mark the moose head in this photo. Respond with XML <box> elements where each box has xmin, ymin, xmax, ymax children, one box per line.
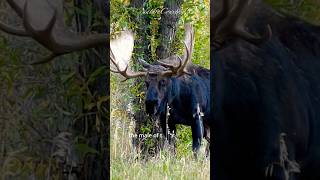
<box><xmin>110</xmin><ymin>24</ymin><xmax>195</xmax><ymax>116</ymax></box>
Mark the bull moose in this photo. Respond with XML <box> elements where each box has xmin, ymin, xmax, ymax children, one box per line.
<box><xmin>212</xmin><ymin>0</ymin><xmax>320</xmax><ymax>179</ymax></box>
<box><xmin>110</xmin><ymin>24</ymin><xmax>210</xmax><ymax>155</ymax></box>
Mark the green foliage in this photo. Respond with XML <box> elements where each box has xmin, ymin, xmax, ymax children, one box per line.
<box><xmin>175</xmin><ymin>125</ymin><xmax>193</xmax><ymax>157</ymax></box>
<box><xmin>0</xmin><ymin>0</ymin><xmax>107</xmax><ymax>178</ymax></box>
<box><xmin>111</xmin><ymin>0</ymin><xmax>210</xmax><ymax>68</ymax></box>
<box><xmin>75</xmin><ymin>143</ymin><xmax>99</xmax><ymax>158</ymax></box>
<box><xmin>265</xmin><ymin>0</ymin><xmax>320</xmax><ymax>24</ymax></box>
<box><xmin>110</xmin><ymin>0</ymin><xmax>134</xmax><ymax>33</ymax></box>
<box><xmin>180</xmin><ymin>0</ymin><xmax>210</xmax><ymax>68</ymax></box>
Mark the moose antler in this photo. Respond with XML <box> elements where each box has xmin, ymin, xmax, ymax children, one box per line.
<box><xmin>157</xmin><ymin>24</ymin><xmax>194</xmax><ymax>76</ymax></box>
<box><xmin>110</xmin><ymin>31</ymin><xmax>147</xmax><ymax>81</ymax></box>
<box><xmin>110</xmin><ymin>24</ymin><xmax>195</xmax><ymax>80</ymax></box>
<box><xmin>0</xmin><ymin>0</ymin><xmax>108</xmax><ymax>64</ymax></box>
<box><xmin>213</xmin><ymin>0</ymin><xmax>272</xmax><ymax>50</ymax></box>
<box><xmin>110</xmin><ymin>51</ymin><xmax>147</xmax><ymax>81</ymax></box>
<box><xmin>156</xmin><ymin>43</ymin><xmax>190</xmax><ymax>77</ymax></box>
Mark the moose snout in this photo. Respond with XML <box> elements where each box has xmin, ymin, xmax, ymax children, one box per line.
<box><xmin>145</xmin><ymin>99</ymin><xmax>159</xmax><ymax>115</ymax></box>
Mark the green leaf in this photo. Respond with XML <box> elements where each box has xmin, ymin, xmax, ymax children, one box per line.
<box><xmin>97</xmin><ymin>96</ymin><xmax>109</xmax><ymax>111</ymax></box>
<box><xmin>22</xmin><ymin>87</ymin><xmax>34</xmax><ymax>99</ymax></box>
<box><xmin>62</xmin><ymin>72</ymin><xmax>75</xmax><ymax>84</ymax></box>
<box><xmin>75</xmin><ymin>143</ymin><xmax>99</xmax><ymax>155</ymax></box>
<box><xmin>87</xmin><ymin>66</ymin><xmax>106</xmax><ymax>84</ymax></box>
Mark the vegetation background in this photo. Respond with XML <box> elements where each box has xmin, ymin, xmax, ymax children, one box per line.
<box><xmin>110</xmin><ymin>0</ymin><xmax>320</xmax><ymax>179</ymax></box>
<box><xmin>0</xmin><ymin>0</ymin><xmax>108</xmax><ymax>179</ymax></box>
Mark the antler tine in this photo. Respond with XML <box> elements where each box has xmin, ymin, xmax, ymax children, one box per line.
<box><xmin>0</xmin><ymin>0</ymin><xmax>28</xmax><ymax>36</ymax></box>
<box><xmin>137</xmin><ymin>58</ymin><xmax>153</xmax><ymax>69</ymax></box>
<box><xmin>157</xmin><ymin>24</ymin><xmax>194</xmax><ymax>77</ymax></box>
<box><xmin>228</xmin><ymin>0</ymin><xmax>272</xmax><ymax>43</ymax></box>
<box><xmin>110</xmin><ymin>49</ymin><xmax>147</xmax><ymax>81</ymax></box>
<box><xmin>183</xmin><ymin>24</ymin><xmax>194</xmax><ymax>59</ymax></box>
<box><xmin>0</xmin><ymin>21</ymin><xmax>29</xmax><ymax>36</ymax></box>
<box><xmin>157</xmin><ymin>57</ymin><xmax>182</xmax><ymax>70</ymax></box>
<box><xmin>30</xmin><ymin>53</ymin><xmax>59</xmax><ymax>65</ymax></box>
<box><xmin>0</xmin><ymin>0</ymin><xmax>108</xmax><ymax>64</ymax></box>
<box><xmin>176</xmin><ymin>42</ymin><xmax>192</xmax><ymax>75</ymax></box>
<box><xmin>6</xmin><ymin>0</ymin><xmax>24</xmax><ymax>18</ymax></box>
<box><xmin>158</xmin><ymin>42</ymin><xmax>190</xmax><ymax>77</ymax></box>
<box><xmin>212</xmin><ymin>0</ymin><xmax>229</xmax><ymax>27</ymax></box>
<box><xmin>24</xmin><ymin>0</ymin><xmax>58</xmax><ymax>36</ymax></box>
<box><xmin>110</xmin><ymin>50</ymin><xmax>122</xmax><ymax>72</ymax></box>
<box><xmin>175</xmin><ymin>24</ymin><xmax>194</xmax><ymax>75</ymax></box>
<box><xmin>213</xmin><ymin>0</ymin><xmax>272</xmax><ymax>49</ymax></box>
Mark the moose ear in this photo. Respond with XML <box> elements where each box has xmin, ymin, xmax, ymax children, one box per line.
<box><xmin>110</xmin><ymin>31</ymin><xmax>134</xmax><ymax>71</ymax></box>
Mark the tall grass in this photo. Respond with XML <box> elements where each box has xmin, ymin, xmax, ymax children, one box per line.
<box><xmin>110</xmin><ymin>75</ymin><xmax>210</xmax><ymax>180</ymax></box>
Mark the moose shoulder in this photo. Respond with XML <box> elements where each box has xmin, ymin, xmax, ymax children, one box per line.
<box><xmin>110</xmin><ymin>24</ymin><xmax>210</xmax><ymax>155</ymax></box>
<box><xmin>212</xmin><ymin>0</ymin><xmax>320</xmax><ymax>179</ymax></box>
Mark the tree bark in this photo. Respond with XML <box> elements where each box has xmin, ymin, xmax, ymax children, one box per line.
<box><xmin>156</xmin><ymin>0</ymin><xmax>183</xmax><ymax>59</ymax></box>
<box><xmin>129</xmin><ymin>0</ymin><xmax>183</xmax><ymax>156</ymax></box>
<box><xmin>129</xmin><ymin>0</ymin><xmax>154</xmax><ymax>156</ymax></box>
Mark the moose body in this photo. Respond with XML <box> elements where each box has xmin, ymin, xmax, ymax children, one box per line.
<box><xmin>212</xmin><ymin>0</ymin><xmax>320</xmax><ymax>179</ymax></box>
<box><xmin>146</xmin><ymin>65</ymin><xmax>210</xmax><ymax>153</ymax></box>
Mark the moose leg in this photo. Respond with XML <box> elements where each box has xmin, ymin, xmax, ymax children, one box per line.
<box><xmin>168</xmin><ymin>122</ymin><xmax>176</xmax><ymax>144</ymax></box>
<box><xmin>203</xmin><ymin>123</ymin><xmax>210</xmax><ymax>157</ymax></box>
<box><xmin>191</xmin><ymin>119</ymin><xmax>203</xmax><ymax>156</ymax></box>
<box><xmin>192</xmin><ymin>104</ymin><xmax>204</xmax><ymax>156</ymax></box>
<box><xmin>159</xmin><ymin>112</ymin><xmax>169</xmax><ymax>145</ymax></box>
<box><xmin>168</xmin><ymin>122</ymin><xmax>176</xmax><ymax>153</ymax></box>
